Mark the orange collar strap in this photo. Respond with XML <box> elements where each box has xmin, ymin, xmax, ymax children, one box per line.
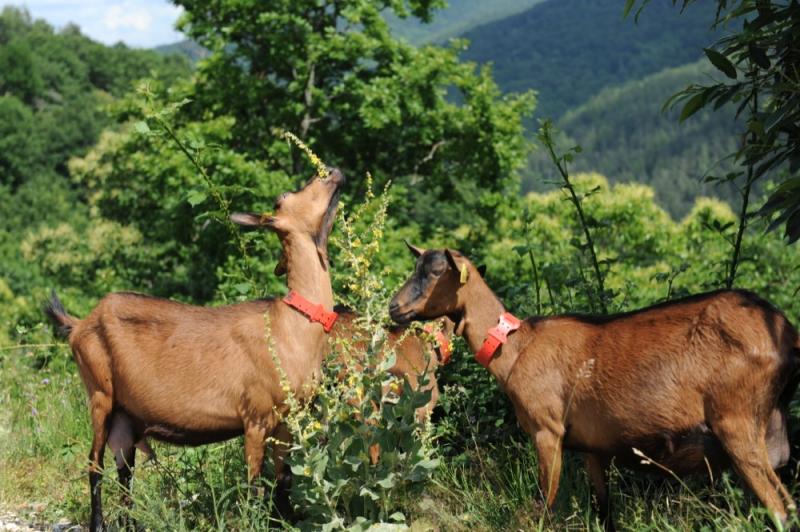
<box><xmin>475</xmin><ymin>312</ymin><xmax>521</xmax><ymax>368</ymax></box>
<box><xmin>282</xmin><ymin>291</ymin><xmax>338</xmax><ymax>333</ymax></box>
<box><xmin>423</xmin><ymin>323</ymin><xmax>452</xmax><ymax>365</ymax></box>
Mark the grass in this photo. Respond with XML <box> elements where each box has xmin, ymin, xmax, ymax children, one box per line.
<box><xmin>2</xmin><ymin>344</ymin><xmax>800</xmax><ymax>530</ymax></box>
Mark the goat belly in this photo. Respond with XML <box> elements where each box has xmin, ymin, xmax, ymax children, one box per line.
<box><xmin>143</xmin><ymin>424</ymin><xmax>245</xmax><ymax>446</ymax></box>
<box><xmin>619</xmin><ymin>424</ymin><xmax>729</xmax><ymax>476</ymax></box>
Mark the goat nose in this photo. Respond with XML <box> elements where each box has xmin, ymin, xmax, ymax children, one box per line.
<box><xmin>327</xmin><ymin>167</ymin><xmax>345</xmax><ymax>185</ymax></box>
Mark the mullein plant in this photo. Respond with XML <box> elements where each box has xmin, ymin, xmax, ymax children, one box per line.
<box><xmin>268</xmin><ymin>172</ymin><xmax>439</xmax><ymax>530</ymax></box>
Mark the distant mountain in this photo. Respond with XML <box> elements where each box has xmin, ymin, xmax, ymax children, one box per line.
<box><xmin>461</xmin><ymin>0</ymin><xmax>721</xmax><ymax>119</ymax></box>
<box><xmin>523</xmin><ymin>60</ymin><xmax>744</xmax><ymax>218</ymax></box>
<box><xmin>156</xmin><ymin>1</ymin><xmax>545</xmax><ymax>54</ymax></box>
<box><xmin>386</xmin><ymin>0</ymin><xmax>546</xmax><ymax>44</ymax></box>
<box><xmin>154</xmin><ymin>39</ymin><xmax>209</xmax><ymax>63</ymax></box>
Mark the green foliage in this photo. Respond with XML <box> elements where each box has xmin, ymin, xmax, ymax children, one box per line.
<box><xmin>0</xmin><ymin>7</ymin><xmax>191</xmax><ymax>190</ymax></box>
<box><xmin>630</xmin><ymin>1</ymin><xmax>800</xmax><ymax>243</ymax></box>
<box><xmin>172</xmin><ymin>0</ymin><xmax>535</xmax><ymax>234</ymax></box>
<box><xmin>69</xmin><ymin>87</ymin><xmax>293</xmax><ymax>302</ymax></box>
<box><xmin>281</xmin><ymin>306</ymin><xmax>439</xmax><ymax>530</ymax></box>
<box><xmin>537</xmin><ymin>121</ymin><xmax>609</xmax><ymax>313</ymax></box>
<box><xmin>385</xmin><ymin>0</ymin><xmax>546</xmax><ymax>44</ymax></box>
<box><xmin>524</xmin><ymin>61</ymin><xmax>745</xmax><ymax>218</ymax></box>
<box><xmin>461</xmin><ymin>0</ymin><xmax>721</xmax><ymax>119</ymax></box>
<box><xmin>0</xmin><ymin>7</ymin><xmax>194</xmax><ymax>341</ymax></box>
<box><xmin>5</xmin><ymin>2</ymin><xmax>800</xmax><ymax>530</ymax></box>
<box><xmin>0</xmin><ymin>38</ymin><xmax>43</xmax><ymax>104</ymax></box>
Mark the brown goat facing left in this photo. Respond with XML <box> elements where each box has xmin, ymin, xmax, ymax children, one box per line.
<box><xmin>389</xmin><ymin>244</ymin><xmax>800</xmax><ymax>530</ymax></box>
<box><xmin>45</xmin><ymin>169</ymin><xmax>345</xmax><ymax>531</ymax></box>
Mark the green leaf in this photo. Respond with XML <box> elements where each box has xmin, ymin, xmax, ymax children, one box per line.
<box><xmin>376</xmin><ymin>474</ymin><xmax>396</xmax><ymax>489</ymax></box>
<box><xmin>679</xmin><ymin>92</ymin><xmax>707</xmax><ymax>123</ymax></box>
<box><xmin>133</xmin><ymin>121</ymin><xmax>151</xmax><ymax>135</ymax></box>
<box><xmin>416</xmin><ymin>458</ymin><xmax>439</xmax><ymax>470</ymax></box>
<box><xmin>513</xmin><ymin>244</ymin><xmax>530</xmax><ymax>256</ymax></box>
<box><xmin>359</xmin><ymin>486</ymin><xmax>380</xmax><ymax>501</ymax></box>
<box><xmin>186</xmin><ymin>189</ymin><xmax>207</xmax><ymax>206</ymax></box>
<box><xmin>622</xmin><ymin>0</ymin><xmax>637</xmax><ymax>18</ymax></box>
<box><xmin>233</xmin><ymin>282</ymin><xmax>251</xmax><ymax>294</ymax></box>
<box><xmin>389</xmin><ymin>512</ymin><xmax>406</xmax><ymax>523</ymax></box>
<box><xmin>704</xmin><ymin>48</ymin><xmax>737</xmax><ymax>79</ymax></box>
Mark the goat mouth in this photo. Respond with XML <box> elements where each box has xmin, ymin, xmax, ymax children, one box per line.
<box><xmin>390</xmin><ymin>308</ymin><xmax>417</xmax><ymax>324</ymax></box>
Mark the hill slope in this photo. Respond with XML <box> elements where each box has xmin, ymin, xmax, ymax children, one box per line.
<box><xmin>523</xmin><ymin>60</ymin><xmax>743</xmax><ymax>218</ymax></box>
<box><xmin>386</xmin><ymin>0</ymin><xmax>546</xmax><ymax>44</ymax></box>
<box><xmin>0</xmin><ymin>6</ymin><xmax>193</xmax><ymax>332</ymax></box>
<box><xmin>154</xmin><ymin>1</ymin><xmax>545</xmax><ymax>62</ymax></box>
<box><xmin>154</xmin><ymin>39</ymin><xmax>209</xmax><ymax>63</ymax></box>
<box><xmin>461</xmin><ymin>0</ymin><xmax>720</xmax><ymax>118</ymax></box>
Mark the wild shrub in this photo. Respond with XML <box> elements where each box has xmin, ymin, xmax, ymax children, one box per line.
<box><xmin>275</xmin><ymin>175</ymin><xmax>439</xmax><ymax>529</ymax></box>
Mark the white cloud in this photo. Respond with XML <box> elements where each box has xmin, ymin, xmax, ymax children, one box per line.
<box><xmin>103</xmin><ymin>4</ymin><xmax>153</xmax><ymax>32</ymax></box>
<box><xmin>17</xmin><ymin>0</ymin><xmax>185</xmax><ymax>47</ymax></box>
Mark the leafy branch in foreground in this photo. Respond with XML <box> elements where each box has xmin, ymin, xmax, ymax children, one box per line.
<box><xmin>628</xmin><ymin>0</ymin><xmax>800</xmax><ymax>244</ymax></box>
<box><xmin>537</xmin><ymin>120</ymin><xmax>609</xmax><ymax>313</ymax></box>
<box><xmin>134</xmin><ymin>84</ymin><xmax>253</xmax><ymax>274</ymax></box>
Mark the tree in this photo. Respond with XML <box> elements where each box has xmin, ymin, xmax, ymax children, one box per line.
<box><xmin>627</xmin><ymin>0</ymin><xmax>800</xmax><ymax>245</ymax></box>
<box><xmin>172</xmin><ymin>0</ymin><xmax>535</xmax><ymax>235</ymax></box>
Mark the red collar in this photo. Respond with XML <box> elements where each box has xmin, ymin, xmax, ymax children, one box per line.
<box><xmin>475</xmin><ymin>312</ymin><xmax>521</xmax><ymax>368</ymax></box>
<box><xmin>423</xmin><ymin>323</ymin><xmax>452</xmax><ymax>364</ymax></box>
<box><xmin>282</xmin><ymin>291</ymin><xmax>338</xmax><ymax>333</ymax></box>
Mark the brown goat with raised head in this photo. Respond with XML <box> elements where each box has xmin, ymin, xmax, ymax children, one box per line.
<box><xmin>332</xmin><ymin>308</ymin><xmax>454</xmax><ymax>422</ymax></box>
<box><xmin>45</xmin><ymin>169</ymin><xmax>345</xmax><ymax>531</ymax></box>
<box><xmin>389</xmin><ymin>245</ymin><xmax>799</xmax><ymax>529</ymax></box>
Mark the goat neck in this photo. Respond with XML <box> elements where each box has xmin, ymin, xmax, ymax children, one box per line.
<box><xmin>270</xmin><ymin>233</ymin><xmax>334</xmax><ymax>395</ymax></box>
<box><xmin>458</xmin><ymin>275</ymin><xmax>521</xmax><ymax>385</ymax></box>
<box><xmin>283</xmin><ymin>232</ymin><xmax>334</xmax><ymax>310</ymax></box>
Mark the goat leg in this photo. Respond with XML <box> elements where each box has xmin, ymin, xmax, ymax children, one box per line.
<box><xmin>271</xmin><ymin>423</ymin><xmax>294</xmax><ymax>522</ymax></box>
<box><xmin>584</xmin><ymin>453</ymin><xmax>615</xmax><ymax>532</ymax></box>
<box><xmin>534</xmin><ymin>428</ymin><xmax>564</xmax><ymax>509</ymax></box>
<box><xmin>712</xmin><ymin>414</ymin><xmax>788</xmax><ymax>526</ymax></box>
<box><xmin>88</xmin><ymin>396</ymin><xmax>112</xmax><ymax>532</ymax></box>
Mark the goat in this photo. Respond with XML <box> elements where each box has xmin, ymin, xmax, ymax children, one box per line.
<box><xmin>44</xmin><ymin>168</ymin><xmax>345</xmax><ymax>531</ymax></box>
<box><xmin>332</xmin><ymin>308</ymin><xmax>455</xmax><ymax>422</ymax></box>
<box><xmin>389</xmin><ymin>244</ymin><xmax>800</xmax><ymax>530</ymax></box>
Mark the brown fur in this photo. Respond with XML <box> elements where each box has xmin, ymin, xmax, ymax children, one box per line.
<box><xmin>389</xmin><ymin>247</ymin><xmax>800</xmax><ymax>529</ymax></box>
<box><xmin>332</xmin><ymin>308</ymin><xmax>454</xmax><ymax>422</ymax></box>
<box><xmin>45</xmin><ymin>169</ymin><xmax>345</xmax><ymax>531</ymax></box>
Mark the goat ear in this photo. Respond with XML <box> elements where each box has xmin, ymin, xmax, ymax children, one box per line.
<box><xmin>404</xmin><ymin>240</ymin><xmax>424</xmax><ymax>258</ymax></box>
<box><xmin>477</xmin><ymin>264</ymin><xmax>487</xmax><ymax>277</ymax></box>
<box><xmin>230</xmin><ymin>212</ymin><xmax>275</xmax><ymax>228</ymax></box>
<box><xmin>444</xmin><ymin>249</ymin><xmax>459</xmax><ymax>271</ymax></box>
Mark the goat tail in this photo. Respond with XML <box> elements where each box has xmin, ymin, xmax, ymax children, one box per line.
<box><xmin>44</xmin><ymin>290</ymin><xmax>78</xmax><ymax>340</ymax></box>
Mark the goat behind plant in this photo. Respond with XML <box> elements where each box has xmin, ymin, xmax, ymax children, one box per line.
<box><xmin>332</xmin><ymin>308</ymin><xmax>455</xmax><ymax>422</ymax></box>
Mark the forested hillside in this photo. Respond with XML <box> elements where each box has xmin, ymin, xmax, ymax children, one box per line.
<box><xmin>153</xmin><ymin>39</ymin><xmax>209</xmax><ymax>62</ymax></box>
<box><xmin>524</xmin><ymin>60</ymin><xmax>744</xmax><ymax>217</ymax></box>
<box><xmin>0</xmin><ymin>6</ymin><xmax>192</xmax><ymax>341</ymax></box>
<box><xmin>385</xmin><ymin>0</ymin><xmax>545</xmax><ymax>44</ymax></box>
<box><xmin>462</xmin><ymin>0</ymin><xmax>720</xmax><ymax>119</ymax></box>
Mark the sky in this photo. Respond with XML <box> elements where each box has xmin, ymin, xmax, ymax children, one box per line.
<box><xmin>15</xmin><ymin>0</ymin><xmax>184</xmax><ymax>48</ymax></box>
